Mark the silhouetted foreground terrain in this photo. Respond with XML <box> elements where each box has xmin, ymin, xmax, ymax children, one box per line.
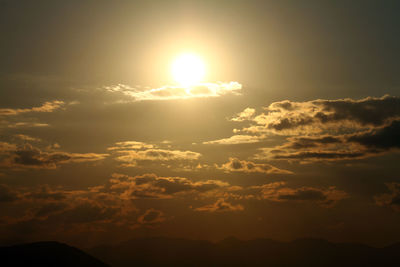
<box><xmin>0</xmin><ymin>241</ymin><xmax>109</xmax><ymax>267</ymax></box>
<box><xmin>89</xmin><ymin>237</ymin><xmax>400</xmax><ymax>267</ymax></box>
<box><xmin>2</xmin><ymin>238</ymin><xmax>400</xmax><ymax>266</ymax></box>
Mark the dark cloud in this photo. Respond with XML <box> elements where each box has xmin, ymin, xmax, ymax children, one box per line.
<box><xmin>247</xmin><ymin>182</ymin><xmax>348</xmax><ymax>207</ymax></box>
<box><xmin>283</xmin><ymin>136</ymin><xmax>343</xmax><ymax>150</ymax></box>
<box><xmin>137</xmin><ymin>209</ymin><xmax>166</xmax><ymax>225</ymax></box>
<box><xmin>0</xmin><ymin>173</ymin><xmax>348</xmax><ymax>243</ymax></box>
<box><xmin>0</xmin><ymin>143</ymin><xmax>108</xmax><ymax>169</ymax></box>
<box><xmin>57</xmin><ymin>202</ymin><xmax>119</xmax><ymax>224</ymax></box>
<box><xmin>110</xmin><ymin>173</ymin><xmax>229</xmax><ymax>199</ymax></box>
<box><xmin>0</xmin><ymin>182</ymin><xmax>138</xmax><ymax>229</ymax></box>
<box><xmin>348</xmin><ymin>120</ymin><xmax>400</xmax><ymax>150</ymax></box>
<box><xmin>217</xmin><ymin>157</ymin><xmax>293</xmax><ymax>175</ymax></box>
<box><xmin>375</xmin><ymin>183</ymin><xmax>400</xmax><ymax>212</ymax></box>
<box><xmin>0</xmin><ymin>184</ymin><xmax>18</xmax><ymax>203</ymax></box>
<box><xmin>313</xmin><ymin>95</ymin><xmax>400</xmax><ymax>127</ymax></box>
<box><xmin>34</xmin><ymin>202</ymin><xmax>69</xmax><ymax>218</ymax></box>
<box><xmin>26</xmin><ymin>185</ymin><xmax>66</xmax><ymax>201</ymax></box>
<box><xmin>257</xmin><ymin>119</ymin><xmax>400</xmax><ymax>162</ymax></box>
<box><xmin>268</xmin><ymin>151</ymin><xmax>365</xmax><ymax>161</ymax></box>
<box><xmin>237</xmin><ymin>95</ymin><xmax>400</xmax><ymax>135</ymax></box>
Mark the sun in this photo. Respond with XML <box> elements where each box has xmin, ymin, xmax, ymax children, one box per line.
<box><xmin>171</xmin><ymin>53</ymin><xmax>206</xmax><ymax>87</ymax></box>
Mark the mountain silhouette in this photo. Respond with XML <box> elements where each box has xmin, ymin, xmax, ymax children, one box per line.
<box><xmin>2</xmin><ymin>238</ymin><xmax>400</xmax><ymax>266</ymax></box>
<box><xmin>89</xmin><ymin>237</ymin><xmax>400</xmax><ymax>267</ymax></box>
<box><xmin>0</xmin><ymin>241</ymin><xmax>110</xmax><ymax>267</ymax></box>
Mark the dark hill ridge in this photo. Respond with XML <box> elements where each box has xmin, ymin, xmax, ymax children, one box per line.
<box><xmin>89</xmin><ymin>237</ymin><xmax>400</xmax><ymax>267</ymax></box>
<box><xmin>2</xmin><ymin>238</ymin><xmax>400</xmax><ymax>266</ymax></box>
<box><xmin>0</xmin><ymin>241</ymin><xmax>109</xmax><ymax>267</ymax></box>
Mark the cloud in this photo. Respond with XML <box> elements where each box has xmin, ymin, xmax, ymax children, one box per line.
<box><xmin>25</xmin><ymin>185</ymin><xmax>67</xmax><ymax>201</ymax></box>
<box><xmin>5</xmin><ymin>122</ymin><xmax>50</xmax><ymax>128</ymax></box>
<box><xmin>137</xmin><ymin>209</ymin><xmax>166</xmax><ymax>225</ymax></box>
<box><xmin>237</xmin><ymin>95</ymin><xmax>400</xmax><ymax>135</ymax></box>
<box><xmin>14</xmin><ymin>134</ymin><xmax>41</xmax><ymax>142</ymax></box>
<box><xmin>106</xmin><ymin>174</ymin><xmax>346</xmax><ymax>208</ymax></box>
<box><xmin>109</xmin><ymin>141</ymin><xmax>201</xmax><ymax>167</ymax></box>
<box><xmin>348</xmin><ymin>119</ymin><xmax>400</xmax><ymax>150</ymax></box>
<box><xmin>0</xmin><ymin>143</ymin><xmax>108</xmax><ymax>170</ymax></box>
<box><xmin>264</xmin><ymin>150</ymin><xmax>366</xmax><ymax>162</ymax></box>
<box><xmin>116</xmin><ymin>149</ymin><xmax>201</xmax><ymax>162</ymax></box>
<box><xmin>33</xmin><ymin>202</ymin><xmax>69</xmax><ymax>219</ymax></box>
<box><xmin>375</xmin><ymin>183</ymin><xmax>400</xmax><ymax>212</ymax></box>
<box><xmin>0</xmin><ymin>182</ymin><xmax>138</xmax><ymax>226</ymax></box>
<box><xmin>230</xmin><ymin>108</ymin><xmax>256</xmax><ymax>122</ymax></box>
<box><xmin>0</xmin><ymin>184</ymin><xmax>19</xmax><ymax>203</ymax></box>
<box><xmin>256</xmin><ymin>119</ymin><xmax>400</xmax><ymax>162</ymax></box>
<box><xmin>0</xmin><ymin>142</ymin><xmax>17</xmax><ymax>152</ymax></box>
<box><xmin>194</xmin><ymin>198</ymin><xmax>244</xmax><ymax>212</ymax></box>
<box><xmin>0</xmin><ymin>100</ymin><xmax>64</xmax><ymax>116</ymax></box>
<box><xmin>203</xmin><ymin>135</ymin><xmax>263</xmax><ymax>145</ymax></box>
<box><xmin>276</xmin><ymin>136</ymin><xmax>343</xmax><ymax>150</ymax></box>
<box><xmin>54</xmin><ymin>202</ymin><xmax>119</xmax><ymax>224</ymax></box>
<box><xmin>252</xmin><ymin>182</ymin><xmax>348</xmax><ymax>207</ymax></box>
<box><xmin>107</xmin><ymin>141</ymin><xmax>154</xmax><ymax>151</ymax></box>
<box><xmin>104</xmin><ymin>82</ymin><xmax>242</xmax><ymax>101</ymax></box>
<box><xmin>217</xmin><ymin>157</ymin><xmax>293</xmax><ymax>175</ymax></box>
<box><xmin>0</xmin><ymin>172</ymin><xmax>348</xmax><ymax>237</ymax></box>
<box><xmin>109</xmin><ymin>173</ymin><xmax>229</xmax><ymax>200</ymax></box>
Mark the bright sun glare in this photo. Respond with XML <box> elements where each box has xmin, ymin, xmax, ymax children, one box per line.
<box><xmin>171</xmin><ymin>53</ymin><xmax>206</xmax><ymax>87</ymax></box>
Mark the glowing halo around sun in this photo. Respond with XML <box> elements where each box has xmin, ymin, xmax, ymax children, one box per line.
<box><xmin>171</xmin><ymin>53</ymin><xmax>206</xmax><ymax>87</ymax></box>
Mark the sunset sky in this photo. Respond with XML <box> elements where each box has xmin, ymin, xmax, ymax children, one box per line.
<box><xmin>0</xmin><ymin>0</ymin><xmax>399</xmax><ymax>248</ymax></box>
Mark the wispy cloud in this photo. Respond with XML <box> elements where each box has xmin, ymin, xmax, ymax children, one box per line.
<box><xmin>194</xmin><ymin>198</ymin><xmax>244</xmax><ymax>212</ymax></box>
<box><xmin>0</xmin><ymin>100</ymin><xmax>64</xmax><ymax>116</ymax></box>
<box><xmin>203</xmin><ymin>135</ymin><xmax>263</xmax><ymax>145</ymax></box>
<box><xmin>5</xmin><ymin>122</ymin><xmax>50</xmax><ymax>128</ymax></box>
<box><xmin>109</xmin><ymin>141</ymin><xmax>201</xmax><ymax>167</ymax></box>
<box><xmin>14</xmin><ymin>134</ymin><xmax>41</xmax><ymax>142</ymax></box>
<box><xmin>104</xmin><ymin>82</ymin><xmax>242</xmax><ymax>101</ymax></box>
